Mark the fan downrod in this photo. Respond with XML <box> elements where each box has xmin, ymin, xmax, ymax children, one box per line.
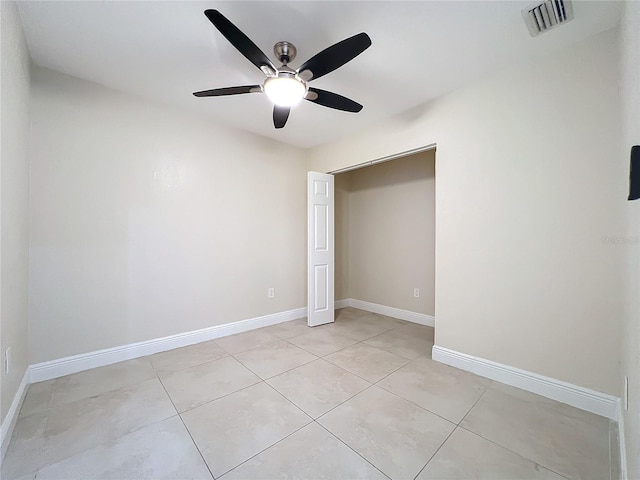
<box><xmin>274</xmin><ymin>41</ymin><xmax>297</xmax><ymax>65</ymax></box>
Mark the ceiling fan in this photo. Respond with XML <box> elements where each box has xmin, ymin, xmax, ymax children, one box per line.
<box><xmin>193</xmin><ymin>10</ymin><xmax>372</xmax><ymax>129</ymax></box>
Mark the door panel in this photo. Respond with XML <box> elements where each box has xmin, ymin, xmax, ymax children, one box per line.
<box><xmin>307</xmin><ymin>172</ymin><xmax>334</xmax><ymax>326</ymax></box>
<box><xmin>314</xmin><ymin>264</ymin><xmax>328</xmax><ymax>311</ymax></box>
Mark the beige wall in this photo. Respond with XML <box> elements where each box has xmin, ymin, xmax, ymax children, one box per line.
<box><xmin>619</xmin><ymin>1</ymin><xmax>640</xmax><ymax>476</ymax></box>
<box><xmin>29</xmin><ymin>68</ymin><xmax>307</xmax><ymax>364</ymax></box>
<box><xmin>310</xmin><ymin>29</ymin><xmax>623</xmax><ymax>396</ymax></box>
<box><xmin>1</xmin><ymin>2</ymin><xmax>31</xmax><ymax>426</ymax></box>
<box><xmin>335</xmin><ymin>174</ymin><xmax>350</xmax><ymax>301</ymax></box>
<box><xmin>335</xmin><ymin>151</ymin><xmax>436</xmax><ymax>316</ymax></box>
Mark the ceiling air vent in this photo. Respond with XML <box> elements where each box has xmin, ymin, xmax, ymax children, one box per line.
<box><xmin>522</xmin><ymin>0</ymin><xmax>574</xmax><ymax>37</ymax></box>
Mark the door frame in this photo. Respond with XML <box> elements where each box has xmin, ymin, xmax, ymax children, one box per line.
<box><xmin>307</xmin><ymin>142</ymin><xmax>437</xmax><ymax>321</ymax></box>
<box><xmin>327</xmin><ymin>143</ymin><xmax>437</xmax><ymax>175</ymax></box>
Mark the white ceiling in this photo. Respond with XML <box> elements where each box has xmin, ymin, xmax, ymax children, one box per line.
<box><xmin>16</xmin><ymin>1</ymin><xmax>621</xmax><ymax>149</ymax></box>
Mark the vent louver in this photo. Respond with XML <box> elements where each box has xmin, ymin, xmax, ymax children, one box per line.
<box><xmin>522</xmin><ymin>0</ymin><xmax>574</xmax><ymax>37</ymax></box>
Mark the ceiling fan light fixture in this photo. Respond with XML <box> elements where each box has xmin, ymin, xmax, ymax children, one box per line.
<box><xmin>196</xmin><ymin>10</ymin><xmax>372</xmax><ymax>128</ymax></box>
<box><xmin>264</xmin><ymin>75</ymin><xmax>306</xmax><ymax>107</ymax></box>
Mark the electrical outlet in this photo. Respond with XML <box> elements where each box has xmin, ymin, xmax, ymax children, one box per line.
<box><xmin>413</xmin><ymin>288</ymin><xmax>420</xmax><ymax>298</ymax></box>
<box><xmin>268</xmin><ymin>287</ymin><xmax>275</xmax><ymax>298</ymax></box>
<box><xmin>625</xmin><ymin>376</ymin><xmax>629</xmax><ymax>410</ymax></box>
<box><xmin>5</xmin><ymin>347</ymin><xmax>11</xmax><ymax>375</ymax></box>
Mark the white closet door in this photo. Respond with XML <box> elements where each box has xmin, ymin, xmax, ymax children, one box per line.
<box><xmin>307</xmin><ymin>171</ymin><xmax>334</xmax><ymax>327</ymax></box>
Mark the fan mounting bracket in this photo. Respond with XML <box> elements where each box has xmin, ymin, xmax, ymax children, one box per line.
<box><xmin>274</xmin><ymin>41</ymin><xmax>297</xmax><ymax>65</ymax></box>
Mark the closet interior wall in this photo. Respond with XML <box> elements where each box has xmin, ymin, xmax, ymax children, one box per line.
<box><xmin>335</xmin><ymin>150</ymin><xmax>436</xmax><ymax>316</ymax></box>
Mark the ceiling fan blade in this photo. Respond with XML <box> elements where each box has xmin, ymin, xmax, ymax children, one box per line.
<box><xmin>297</xmin><ymin>32</ymin><xmax>371</xmax><ymax>82</ymax></box>
<box><xmin>204</xmin><ymin>10</ymin><xmax>276</xmax><ymax>75</ymax></box>
<box><xmin>305</xmin><ymin>88</ymin><xmax>363</xmax><ymax>113</ymax></box>
<box><xmin>193</xmin><ymin>85</ymin><xmax>262</xmax><ymax>97</ymax></box>
<box><xmin>273</xmin><ymin>106</ymin><xmax>290</xmax><ymax>129</ymax></box>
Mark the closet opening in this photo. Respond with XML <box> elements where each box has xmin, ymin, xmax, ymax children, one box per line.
<box><xmin>331</xmin><ymin>146</ymin><xmax>436</xmax><ymax>347</ymax></box>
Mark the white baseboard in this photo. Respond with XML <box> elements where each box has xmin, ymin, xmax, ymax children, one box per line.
<box><xmin>617</xmin><ymin>398</ymin><xmax>628</xmax><ymax>480</ymax></box>
<box><xmin>432</xmin><ymin>345</ymin><xmax>618</xmax><ymax>420</ymax></box>
<box><xmin>339</xmin><ymin>298</ymin><xmax>434</xmax><ymax>327</ymax></box>
<box><xmin>30</xmin><ymin>307</ymin><xmax>306</xmax><ymax>383</ymax></box>
<box><xmin>1</xmin><ymin>368</ymin><xmax>30</xmax><ymax>459</ymax></box>
<box><xmin>334</xmin><ymin>299</ymin><xmax>350</xmax><ymax>309</ymax></box>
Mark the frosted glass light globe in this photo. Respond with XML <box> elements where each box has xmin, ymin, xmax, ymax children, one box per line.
<box><xmin>264</xmin><ymin>76</ymin><xmax>306</xmax><ymax>107</ymax></box>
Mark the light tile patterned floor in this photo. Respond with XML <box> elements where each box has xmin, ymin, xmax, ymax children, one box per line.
<box><xmin>2</xmin><ymin>308</ymin><xmax>614</xmax><ymax>480</ymax></box>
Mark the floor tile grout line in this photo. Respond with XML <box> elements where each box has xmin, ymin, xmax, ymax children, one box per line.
<box><xmin>173</xmin><ymin>375</ymin><xmax>263</xmax><ymax>415</ymax></box>
<box><xmin>12</xmin><ymin>414</ymin><xmax>189</xmax><ymax>480</ymax></box>
<box><xmin>294</xmin><ymin>340</ymin><xmax>363</xmax><ymax>357</ymax></box>
<box><xmin>372</xmin><ymin>382</ymin><xmax>459</xmax><ymax>427</ymax></box>
<box><xmin>412</xmin><ymin>424</ymin><xmax>457</xmax><ymax>480</ymax></box>
<box><xmin>283</xmin><ymin>320</ymin><xmax>392</xmax><ymax>348</ymax></box>
<box><xmin>364</xmin><ymin>353</ymin><xmax>489</xmax><ymax>427</ymax></box>
<box><xmin>318</xmin><ymin>343</ymin><xmax>405</xmax><ymax>384</ymax></box>
<box><xmin>146</xmin><ymin>311</ymin><xmax>422</xmax><ymax>384</ymax></box>
<box><xmin>153</xmin><ymin>369</ymin><xmax>181</xmax><ymax>416</ymax></box>
<box><xmin>30</xmin><ymin>360</ymin><xmax>158</xmax><ymax>420</ymax></box>
<box><xmin>149</xmin><ymin>349</ymin><xmax>231</xmax><ymax>377</ymax></box>
<box><xmin>456</xmin><ymin>385</ymin><xmax>490</xmax><ymax>426</ymax></box>
<box><xmin>175</xmin><ymin>420</ymin><xmax>216</xmax><ymax>480</ymax></box>
<box><xmin>185</xmin><ymin>372</ymin><xmax>316</xmax><ymax>478</ymax></box>
<box><xmin>372</xmin><ymin>354</ymin><xmax>421</xmax><ymax>385</ymax></box>
<box><xmin>262</xmin><ymin>356</ymin><xmax>374</xmax><ymax>402</ymax></box>
<box><xmin>363</xmin><ymin>341</ymin><xmax>428</xmax><ymax>361</ymax></box>
<box><xmin>283</xmin><ymin>308</ymin><xmax>429</xmax><ymax>346</ymax></box>
<box><xmin>309</xmin><ymin>337</ymin><xmax>460</xmax><ymax>429</ymax></box>
<box><xmin>168</xmin><ymin>371</ymin><xmax>314</xmax><ymax>479</ymax></box>
<box><xmin>155</xmin><ymin>371</ymin><xmax>216</xmax><ymax>480</ymax></box>
<box><xmin>231</xmin><ymin>348</ymin><xmax>319</xmax><ymax>381</ymax></box>
<box><xmin>219</xmin><ymin>314</ymin><xmax>429</xmax><ymax>369</ymax></box>
<box><xmin>308</xmin><ymin>325</ymin><xmax>448</xmax><ymax>424</ymax></box>
<box><xmin>8</xmin><ymin>365</ymin><xmax>170</xmax><ymax>474</ymax></box>
<box><xmin>170</xmin><ymin>358</ymin><xmax>344</xmax><ymax>424</ymax></box>
<box><xmin>10</xmin><ymin>400</ymin><xmax>183</xmax><ymax>478</ymax></box>
<box><xmin>360</xmin><ymin>329</ymin><xmax>431</xmax><ymax>361</ymax></box>
<box><xmin>309</xmin><ymin>321</ymin><xmax>428</xmax><ymax>382</ymax></box>
<box><xmin>257</xmin><ymin>353</ymin><xmax>377</xmax><ymax>422</ymax></box>
<box><xmin>17</xmin><ymin>381</ymin><xmax>54</xmax><ymax>421</ymax></box>
<box><xmin>212</xmin><ymin>319</ymin><xmax>323</xmax><ymax>356</ymax></box>
<box><xmin>321</xmin><ymin>357</ymin><xmax>380</xmax><ymax>384</ymax></box>
<box><xmin>214</xmin><ymin>336</ymin><xmax>282</xmax><ymax>357</ymax></box>
<box><xmin>152</xmin><ymin>310</ymin><xmax>424</xmax><ymax>389</ymax></box>
<box><xmin>313</xmin><ymin>417</ymin><xmax>393</xmax><ymax>480</ymax></box>
<box><xmin>151</xmin><ymin>311</ymin><xmax>415</xmax><ymax>376</ymax></box>
<box><xmin>260</xmin><ymin>377</ymin><xmax>316</xmax><ymax>423</ymax></box>
<box><xmin>454</xmin><ymin>423</ymin><xmax>572</xmax><ymax>479</ymax></box>
<box><xmin>154</xmin><ymin>332</ymin><xmax>321</xmax><ymax>382</ymax></box>
<box><xmin>307</xmin><ymin>382</ymin><xmax>376</xmax><ymax>422</ymax></box>
<box><xmin>283</xmin><ymin>332</ymin><xmax>362</xmax><ymax>357</ymax></box>
<box><xmin>281</xmin><ymin>330</ymin><xmax>365</xmax><ymax>358</ymax></box>
<box><xmin>312</xmin><ymin>356</ymin><xmax>379</xmax><ymax>387</ymax></box>
<box><xmin>288</xmin><ymin>321</ymin><xmax>370</xmax><ymax>336</ymax></box>
<box><xmin>214</xmin><ymin>420</ymin><xmax>313</xmax><ymax>478</ymax></box>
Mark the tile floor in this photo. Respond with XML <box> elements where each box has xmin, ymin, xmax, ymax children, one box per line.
<box><xmin>2</xmin><ymin>308</ymin><xmax>615</xmax><ymax>480</ymax></box>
